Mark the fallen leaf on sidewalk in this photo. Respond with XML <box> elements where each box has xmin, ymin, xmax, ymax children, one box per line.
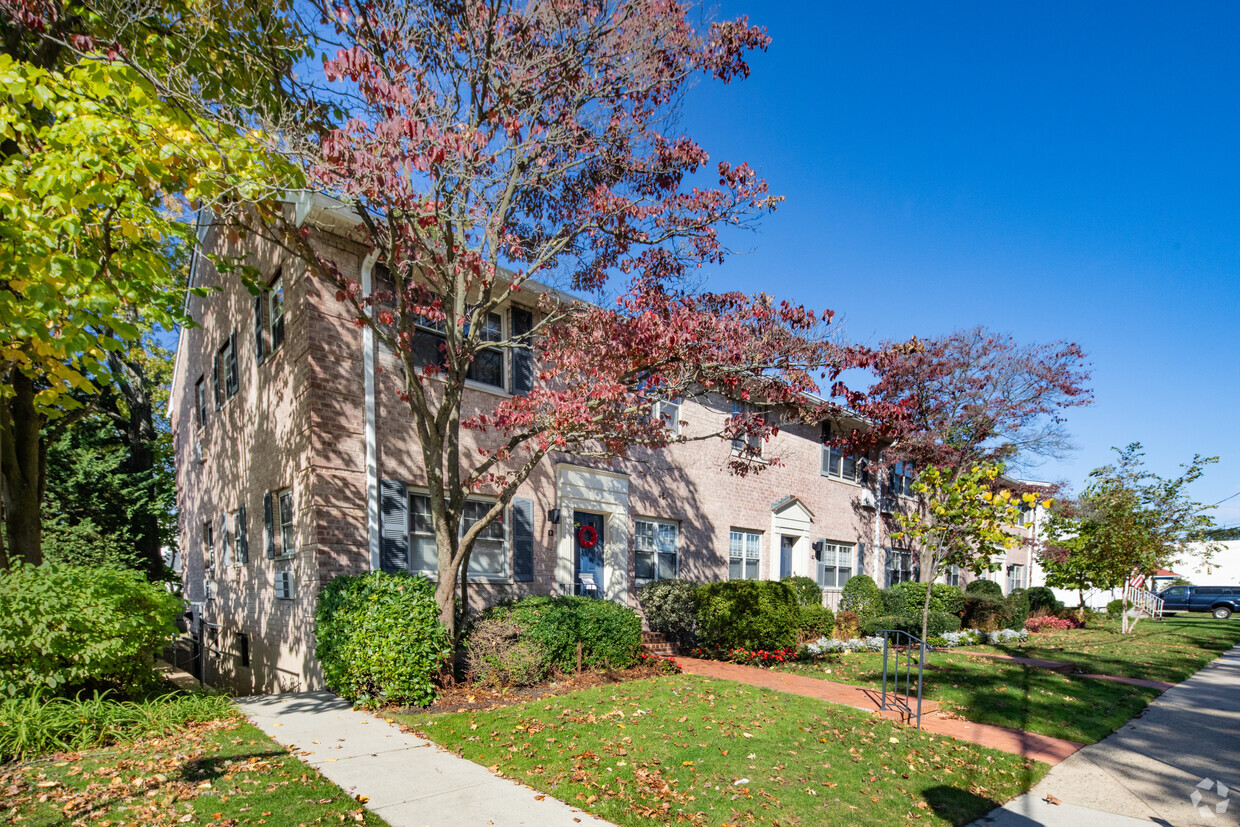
<box><xmin>1044</xmin><ymin>794</ymin><xmax>1062</xmax><ymax>805</ymax></box>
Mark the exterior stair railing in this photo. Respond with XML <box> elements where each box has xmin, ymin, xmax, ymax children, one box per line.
<box><xmin>879</xmin><ymin>629</ymin><xmax>927</xmax><ymax>729</ymax></box>
<box><xmin>1125</xmin><ymin>584</ymin><xmax>1165</xmax><ymax>619</ymax></box>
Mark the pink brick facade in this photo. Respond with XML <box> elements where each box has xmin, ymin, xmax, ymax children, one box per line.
<box><xmin>171</xmin><ymin>206</ymin><xmax>1035</xmax><ymax>695</ymax></box>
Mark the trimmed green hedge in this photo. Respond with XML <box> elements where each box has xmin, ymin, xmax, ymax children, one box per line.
<box><xmin>315</xmin><ymin>571</ymin><xmax>450</xmax><ymax>708</ymax></box>
<box><xmin>1107</xmin><ymin>598</ymin><xmax>1125</xmax><ymax>616</ymax></box>
<box><xmin>860</xmin><ymin>612</ymin><xmax>961</xmax><ymax>640</ymax></box>
<box><xmin>782</xmin><ymin>575</ymin><xmax>823</xmax><ymax>608</ymax></box>
<box><xmin>0</xmin><ymin>562</ymin><xmax>180</xmax><ymax>698</ymax></box>
<box><xmin>637</xmin><ymin>579</ymin><xmax>700</xmax><ymax>647</ymax></box>
<box><xmin>965</xmin><ymin>579</ymin><xmax>1004</xmax><ymax>597</ymax></box>
<box><xmin>696</xmin><ymin>580</ymin><xmax>800</xmax><ymax>651</ymax></box>
<box><xmin>798</xmin><ymin>605</ymin><xmax>835</xmax><ymax>640</ymax></box>
<box><xmin>884</xmin><ymin>582</ymin><xmax>965</xmax><ymax>616</ymax></box>
<box><xmin>486</xmin><ymin>595</ymin><xmax>642</xmax><ymax>674</ymax></box>
<box><xmin>1026</xmin><ymin>586</ymin><xmax>1062</xmax><ymax>613</ymax></box>
<box><xmin>839</xmin><ymin>575</ymin><xmax>883</xmax><ymax>619</ymax></box>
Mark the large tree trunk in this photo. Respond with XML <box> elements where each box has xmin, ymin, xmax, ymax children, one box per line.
<box><xmin>1</xmin><ymin>368</ymin><xmax>45</xmax><ymax>567</ymax></box>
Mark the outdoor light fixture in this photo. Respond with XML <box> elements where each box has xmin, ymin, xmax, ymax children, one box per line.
<box><xmin>547</xmin><ymin>508</ymin><xmax>561</xmax><ymax>525</ymax></box>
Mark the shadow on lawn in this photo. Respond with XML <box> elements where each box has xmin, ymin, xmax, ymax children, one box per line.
<box><xmin>922</xmin><ymin>785</ymin><xmax>1038</xmax><ymax>826</ymax></box>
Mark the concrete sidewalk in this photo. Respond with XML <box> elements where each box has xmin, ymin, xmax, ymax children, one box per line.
<box><xmin>236</xmin><ymin>691</ymin><xmax>609</xmax><ymax>827</ymax></box>
<box><xmin>971</xmin><ymin>641</ymin><xmax>1240</xmax><ymax>826</ymax></box>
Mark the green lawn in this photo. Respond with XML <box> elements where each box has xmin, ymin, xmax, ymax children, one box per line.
<box><xmin>777</xmin><ymin>653</ymin><xmax>1158</xmax><ymax>744</ymax></box>
<box><xmin>776</xmin><ymin>615</ymin><xmax>1240</xmax><ymax>744</ymax></box>
<box><xmin>396</xmin><ymin>674</ymin><xmax>1047</xmax><ymax>827</ymax></box>
<box><xmin>0</xmin><ymin>714</ymin><xmax>389</xmax><ymax>827</ymax></box>
<box><xmin>964</xmin><ymin>615</ymin><xmax>1240</xmax><ymax>683</ymax></box>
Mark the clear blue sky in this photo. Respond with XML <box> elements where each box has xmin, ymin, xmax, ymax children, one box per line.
<box><xmin>674</xmin><ymin>1</ymin><xmax>1240</xmax><ymax>525</ymax></box>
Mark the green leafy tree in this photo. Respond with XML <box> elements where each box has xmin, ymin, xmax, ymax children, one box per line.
<box><xmin>1041</xmin><ymin>443</ymin><xmax>1220</xmax><ymax>633</ymax></box>
<box><xmin>894</xmin><ymin>463</ymin><xmax>1042</xmax><ymax>643</ymax></box>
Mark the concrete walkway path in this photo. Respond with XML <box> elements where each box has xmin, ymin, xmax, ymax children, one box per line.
<box><xmin>971</xmin><ymin>641</ymin><xmax>1240</xmax><ymax>826</ymax></box>
<box><xmin>235</xmin><ymin>691</ymin><xmax>610</xmax><ymax>827</ymax></box>
<box><xmin>677</xmin><ymin>657</ymin><xmax>1082</xmax><ymax>765</ymax></box>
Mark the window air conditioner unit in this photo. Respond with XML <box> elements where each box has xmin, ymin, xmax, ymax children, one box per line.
<box><xmin>194</xmin><ymin>439</ymin><xmax>205</xmax><ymax>464</ymax></box>
<box><xmin>203</xmin><ymin>579</ymin><xmax>215</xmax><ymax>600</ymax></box>
<box><xmin>880</xmin><ymin>496</ymin><xmax>896</xmax><ymax>513</ymax></box>
<box><xmin>274</xmin><ymin>570</ymin><xmax>295</xmax><ymax>600</ymax></box>
<box><xmin>857</xmin><ymin>489</ymin><xmax>878</xmax><ymax>510</ymax></box>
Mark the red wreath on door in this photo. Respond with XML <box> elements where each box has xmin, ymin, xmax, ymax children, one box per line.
<box><xmin>576</xmin><ymin>524</ymin><xmax>599</xmax><ymax>548</ymax></box>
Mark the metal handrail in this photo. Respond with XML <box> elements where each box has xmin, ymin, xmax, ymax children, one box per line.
<box><xmin>879</xmin><ymin>629</ymin><xmax>927</xmax><ymax>729</ymax></box>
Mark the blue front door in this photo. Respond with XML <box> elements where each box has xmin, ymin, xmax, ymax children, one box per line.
<box><xmin>780</xmin><ymin>536</ymin><xmax>795</xmax><ymax>579</ymax></box>
<box><xmin>574</xmin><ymin>512</ymin><xmax>605</xmax><ymax>597</ymax></box>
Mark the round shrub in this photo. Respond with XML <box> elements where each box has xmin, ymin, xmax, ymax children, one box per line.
<box><xmin>315</xmin><ymin>571</ymin><xmax>450</xmax><ymax>708</ymax></box>
<box><xmin>881</xmin><ymin>588</ymin><xmax>905</xmax><ymax>615</ymax></box>
<box><xmin>0</xmin><ymin>562</ymin><xmax>181</xmax><ymax>698</ymax></box>
<box><xmin>695</xmin><ymin>580</ymin><xmax>800</xmax><ymax>651</ymax></box>
<box><xmin>962</xmin><ymin>594</ymin><xmax>1007</xmax><ymax>631</ymax></box>
<box><xmin>798</xmin><ymin>605</ymin><xmax>835</xmax><ymax>641</ymax></box>
<box><xmin>833</xmin><ymin>610</ymin><xmax>859</xmax><ymax>640</ymax></box>
<box><xmin>1107</xmin><ymin>598</ymin><xmax>1125</xmax><ymax>616</ymax></box>
<box><xmin>839</xmin><ymin>575</ymin><xmax>883</xmax><ymax>620</ymax></box>
<box><xmin>781</xmin><ymin>575</ymin><xmax>823</xmax><ymax>608</ymax></box>
<box><xmin>1005</xmin><ymin>588</ymin><xmax>1031</xmax><ymax>630</ymax></box>
<box><xmin>464</xmin><ymin>616</ymin><xmax>547</xmax><ymax>687</ymax></box>
<box><xmin>965</xmin><ymin>579</ymin><xmax>1004</xmax><ymax>597</ymax></box>
<box><xmin>487</xmin><ymin>595</ymin><xmax>642</xmax><ymax>674</ymax></box>
<box><xmin>637</xmin><ymin>579</ymin><xmax>700</xmax><ymax>647</ymax></box>
<box><xmin>885</xmin><ymin>582</ymin><xmax>965</xmax><ymax>616</ymax></box>
<box><xmin>1026</xmin><ymin>586</ymin><xmax>1062</xmax><ymax>613</ymax></box>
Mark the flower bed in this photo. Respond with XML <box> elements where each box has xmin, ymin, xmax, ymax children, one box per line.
<box><xmin>688</xmin><ymin>646</ymin><xmax>804</xmax><ymax>666</ymax></box>
<box><xmin>637</xmin><ymin>652</ymin><xmax>682</xmax><ymax>674</ymax></box>
<box><xmin>1024</xmin><ymin>615</ymin><xmax>1085</xmax><ymax>633</ymax></box>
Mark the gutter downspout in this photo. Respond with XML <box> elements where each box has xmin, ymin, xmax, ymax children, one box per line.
<box><xmin>360</xmin><ymin>250</ymin><xmax>381</xmax><ymax>571</ymax></box>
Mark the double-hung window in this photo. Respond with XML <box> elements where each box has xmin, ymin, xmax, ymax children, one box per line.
<box><xmin>821</xmin><ymin>424</ymin><xmax>859</xmax><ymax>481</ymax></box>
<box><xmin>730</xmin><ymin>403</ymin><xmax>763</xmax><ymax>456</ymax></box>
<box><xmin>635</xmin><ymin>518</ymin><xmax>678</xmax><ymax>583</ymax></box>
<box><xmin>220</xmin><ymin>514</ymin><xmax>233</xmax><ymax>568</ymax></box>
<box><xmin>203</xmin><ymin>523</ymin><xmax>215</xmax><ymax>574</ymax></box>
<box><xmin>886</xmin><ymin>548</ymin><xmax>916</xmax><ymax>587</ymax></box>
<box><xmin>409</xmin><ymin>493</ymin><xmax>437</xmax><ymax>573</ymax></box>
<box><xmin>276</xmin><ymin>489</ymin><xmax>295</xmax><ymax>558</ymax></box>
<box><xmin>653</xmin><ymin>399</ymin><xmax>681</xmax><ymax>436</ymax></box>
<box><xmin>465</xmin><ymin>312</ymin><xmax>504</xmax><ymax>389</ymax></box>
<box><xmin>817</xmin><ymin>541</ymin><xmax>853</xmax><ymax>589</ymax></box>
<box><xmin>1007</xmin><ymin>564</ymin><xmax>1025</xmax><ymax>594</ymax></box>
<box><xmin>195</xmin><ymin>377</ymin><xmax>208</xmax><ymax>429</ymax></box>
<box><xmin>269</xmin><ymin>273</ymin><xmax>285</xmax><ymax>351</ymax></box>
<box><xmin>943</xmin><ymin>564</ymin><xmax>962</xmax><ymax>587</ymax></box>
<box><xmin>728</xmin><ymin>529</ymin><xmax>761</xmax><ymax>580</ymax></box>
<box><xmin>889</xmin><ymin>462</ymin><xmax>915</xmax><ymax>497</ymax></box>
<box><xmin>463</xmin><ymin>499</ymin><xmax>507</xmax><ymax>578</ymax></box>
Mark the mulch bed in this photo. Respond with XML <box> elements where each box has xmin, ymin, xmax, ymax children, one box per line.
<box><xmin>391</xmin><ymin>661</ymin><xmax>678</xmax><ymax>716</ymax></box>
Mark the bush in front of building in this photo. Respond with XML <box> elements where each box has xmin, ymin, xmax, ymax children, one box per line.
<box><xmin>833</xmin><ymin>610</ymin><xmax>860</xmax><ymax>640</ymax></box>
<box><xmin>781</xmin><ymin>575</ymin><xmax>823</xmax><ymax>608</ymax></box>
<box><xmin>315</xmin><ymin>571</ymin><xmax>451</xmax><ymax>708</ymax></box>
<box><xmin>797</xmin><ymin>605</ymin><xmax>835</xmax><ymax>641</ymax></box>
<box><xmin>637</xmin><ymin>579</ymin><xmax>700</xmax><ymax>647</ymax></box>
<box><xmin>1026</xmin><ymin>586</ymin><xmax>1063</xmax><ymax>614</ymax></box>
<box><xmin>0</xmin><ymin>562</ymin><xmax>181</xmax><ymax>698</ymax></box>
<box><xmin>1107</xmin><ymin>598</ymin><xmax>1125</xmax><ymax>616</ymax></box>
<box><xmin>695</xmin><ymin>580</ymin><xmax>800</xmax><ymax>651</ymax></box>
<box><xmin>1006</xmin><ymin>588</ymin><xmax>1031</xmax><ymax>630</ymax></box>
<box><xmin>883</xmin><ymin>581</ymin><xmax>966</xmax><ymax>616</ymax></box>
<box><xmin>965</xmin><ymin>579</ymin><xmax>1004</xmax><ymax>598</ymax></box>
<box><xmin>962</xmin><ymin>593</ymin><xmax>1006</xmax><ymax>631</ymax></box>
<box><xmin>487</xmin><ymin>595</ymin><xmax>642</xmax><ymax>674</ymax></box>
<box><xmin>838</xmin><ymin>574</ymin><xmax>883</xmax><ymax>620</ymax></box>
<box><xmin>859</xmin><ymin>612</ymin><xmax>961</xmax><ymax>640</ymax></box>
<box><xmin>463</xmin><ymin>616</ymin><xmax>548</xmax><ymax>687</ymax></box>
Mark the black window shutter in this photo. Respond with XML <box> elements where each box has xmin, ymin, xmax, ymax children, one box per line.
<box><xmin>237</xmin><ymin>504</ymin><xmax>248</xmax><ymax>563</ymax></box>
<box><xmin>511</xmin><ymin>498</ymin><xmax>534</xmax><ymax>582</ymax></box>
<box><xmin>380</xmin><ymin>479</ymin><xmax>409</xmax><ymax>573</ymax></box>
<box><xmin>264</xmin><ymin>491</ymin><xmax>275</xmax><ymax>558</ymax></box>
<box><xmin>510</xmin><ymin>307</ymin><xmax>534</xmax><ymax>396</ymax></box>
<box><xmin>254</xmin><ymin>295</ymin><xmax>265</xmax><ymax>365</ymax></box>
<box><xmin>213</xmin><ymin>355</ymin><xmax>222</xmax><ymax>410</ymax></box>
<box><xmin>227</xmin><ymin>331</ymin><xmax>238</xmax><ymax>395</ymax></box>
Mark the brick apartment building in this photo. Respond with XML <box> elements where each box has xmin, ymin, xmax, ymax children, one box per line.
<box><xmin>170</xmin><ymin>198</ymin><xmax>1041</xmax><ymax>695</ymax></box>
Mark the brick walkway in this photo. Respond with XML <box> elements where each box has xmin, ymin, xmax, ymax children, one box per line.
<box><xmin>676</xmin><ymin>657</ymin><xmax>1083</xmax><ymax>765</ymax></box>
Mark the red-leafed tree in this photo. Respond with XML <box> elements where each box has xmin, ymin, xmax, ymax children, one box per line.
<box><xmin>259</xmin><ymin>0</ymin><xmax>889</xmax><ymax>639</ymax></box>
<box><xmin>835</xmin><ymin>327</ymin><xmax>1091</xmax><ymax>586</ymax></box>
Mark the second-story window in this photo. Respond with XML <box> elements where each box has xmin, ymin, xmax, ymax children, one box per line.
<box><xmin>203</xmin><ymin>522</ymin><xmax>215</xmax><ymax>575</ymax></box>
<box><xmin>465</xmin><ymin>312</ymin><xmax>504</xmax><ymax>389</ymax></box>
<box><xmin>215</xmin><ymin>333</ymin><xmax>238</xmax><ymax>407</ymax></box>
<box><xmin>821</xmin><ymin>423</ymin><xmax>859</xmax><ymax>482</ymax></box>
<box><xmin>269</xmin><ymin>273</ymin><xmax>285</xmax><ymax>352</ymax></box>
<box><xmin>195</xmin><ymin>377</ymin><xmax>208</xmax><ymax>429</ymax></box>
<box><xmin>730</xmin><ymin>402</ymin><xmax>764</xmax><ymax>456</ymax></box>
<box><xmin>889</xmin><ymin>461</ymin><xmax>915</xmax><ymax>496</ymax></box>
<box><xmin>277</xmin><ymin>489</ymin><xmax>295</xmax><ymax>558</ymax></box>
<box><xmin>653</xmin><ymin>399</ymin><xmax>681</xmax><ymax>436</ymax></box>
